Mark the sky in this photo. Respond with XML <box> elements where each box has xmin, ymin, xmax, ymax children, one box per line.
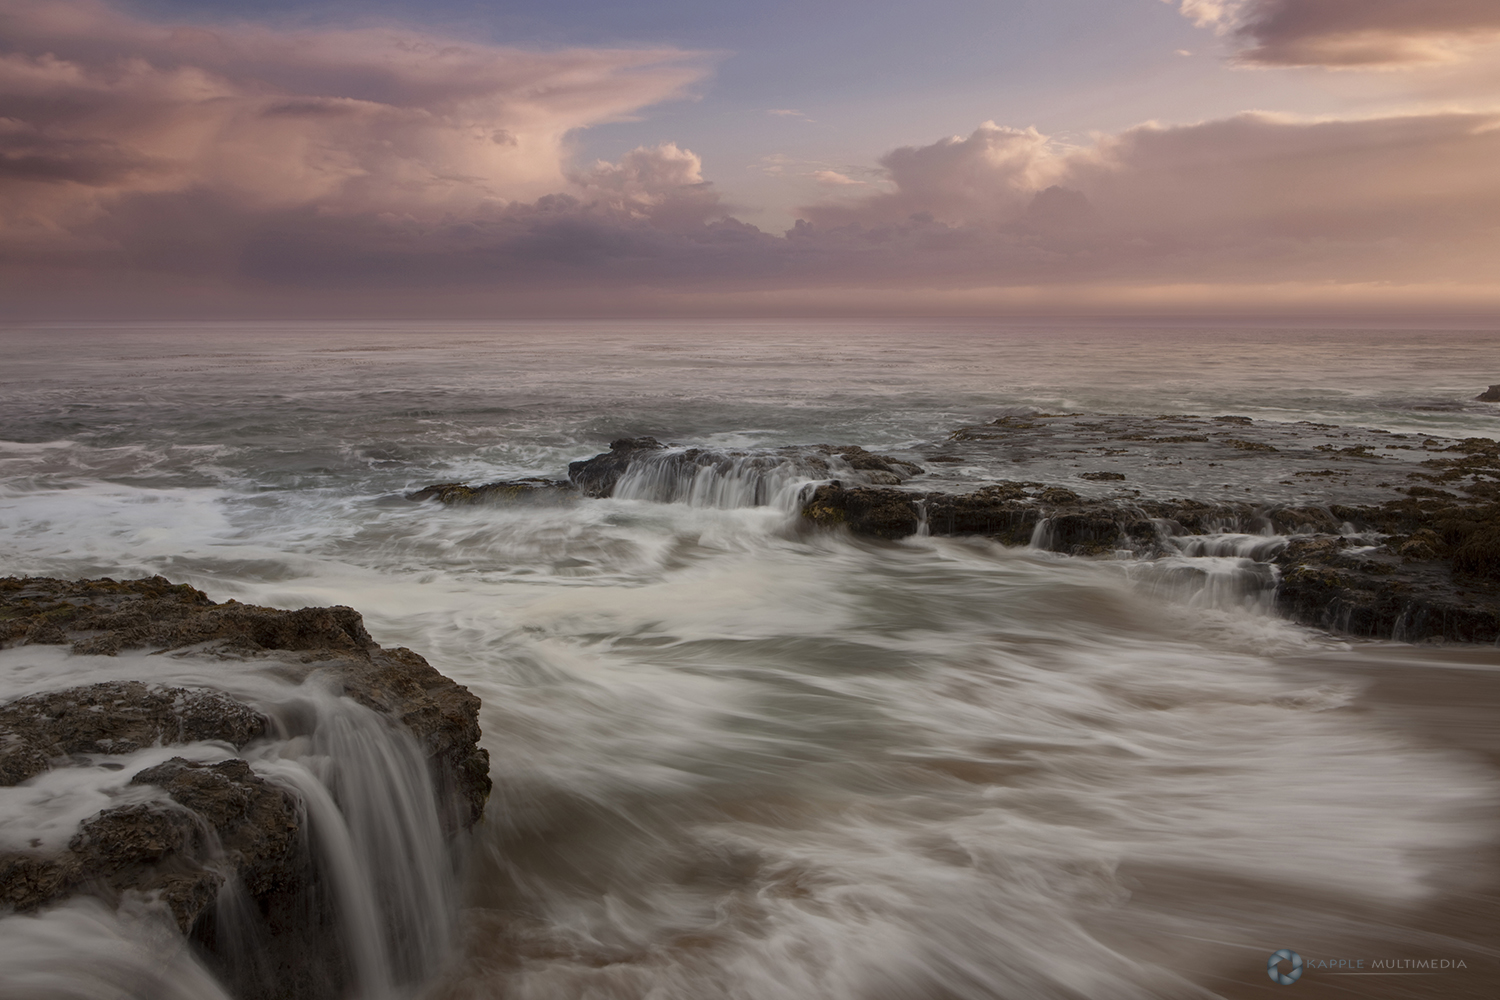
<box><xmin>2</xmin><ymin>0</ymin><xmax>1499</xmax><ymax>318</ymax></box>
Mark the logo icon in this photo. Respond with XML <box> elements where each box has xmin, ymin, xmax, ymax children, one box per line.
<box><xmin>1267</xmin><ymin>949</ymin><xmax>1304</xmax><ymax>985</ymax></box>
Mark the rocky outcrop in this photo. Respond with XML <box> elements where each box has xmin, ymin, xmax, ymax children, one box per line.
<box><xmin>0</xmin><ymin>575</ymin><xmax>490</xmax><ymax>830</ymax></box>
<box><xmin>407</xmin><ymin>477</ymin><xmax>575</xmax><ymax>505</ymax></box>
<box><xmin>1477</xmin><ymin>384</ymin><xmax>1500</xmax><ymax>402</ymax></box>
<box><xmin>2</xmin><ymin>753</ymin><xmax>301</xmax><ymax>935</ymax></box>
<box><xmin>0</xmin><ymin>576</ymin><xmax>493</xmax><ymax>999</ymax></box>
<box><xmin>567</xmin><ymin>436</ymin><xmax>669</xmax><ymax>497</ymax></box>
<box><xmin>799</xmin><ymin>482</ymin><xmax>1500</xmax><ymax>644</ymax></box>
<box><xmin>0</xmin><ymin>681</ymin><xmax>266</xmax><ymax>786</ymax></box>
<box><xmin>413</xmin><ymin>439</ymin><xmax>927</xmax><ymax>505</ymax></box>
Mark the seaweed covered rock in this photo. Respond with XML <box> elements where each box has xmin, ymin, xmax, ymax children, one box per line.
<box><xmin>407</xmin><ymin>478</ymin><xmax>575</xmax><ymax>505</ymax></box>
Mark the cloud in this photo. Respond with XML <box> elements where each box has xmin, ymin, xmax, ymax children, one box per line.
<box><xmin>1172</xmin><ymin>0</ymin><xmax>1500</xmax><ymax>67</ymax></box>
<box><xmin>0</xmin><ymin>0</ymin><xmax>709</xmax><ymax>251</ymax></box>
<box><xmin>802</xmin><ymin>123</ymin><xmax>1060</xmax><ymax>227</ymax></box>
<box><xmin>810</xmin><ymin>169</ymin><xmax>862</xmax><ymax>186</ymax></box>
<box><xmin>787</xmin><ymin>111</ymin><xmax>1500</xmax><ymax>287</ymax></box>
<box><xmin>3</xmin><ymin>0</ymin><xmax>1499</xmax><ymax>317</ymax></box>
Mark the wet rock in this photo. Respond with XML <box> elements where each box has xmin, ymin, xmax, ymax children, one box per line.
<box><xmin>0</xmin><ymin>575</ymin><xmax>494</xmax><ymax>1000</ymax></box>
<box><xmin>817</xmin><ymin>445</ymin><xmax>924</xmax><ymax>483</ymax></box>
<box><xmin>128</xmin><ymin>758</ymin><xmax>301</xmax><ymax>913</ymax></box>
<box><xmin>567</xmin><ymin>436</ymin><xmax>666</xmax><ymax>497</ymax></box>
<box><xmin>1272</xmin><ymin>538</ymin><xmax>1500</xmax><ymax>643</ymax></box>
<box><xmin>0</xmin><ymin>576</ymin><xmax>491</xmax><ymax>830</ymax></box>
<box><xmin>1477</xmin><ymin>385</ymin><xmax>1500</xmax><ymax>402</ymax></box>
<box><xmin>561</xmin><ymin>439</ymin><xmax>923</xmax><ymax>500</ymax></box>
<box><xmin>0</xmin><ymin>682</ymin><xmax>267</xmax><ymax>785</ymax></box>
<box><xmin>407</xmin><ymin>478</ymin><xmax>575</xmax><ymax>505</ymax></box>
<box><xmin>0</xmin><ymin>756</ymin><xmax>302</xmax><ymax>934</ymax></box>
<box><xmin>802</xmin><ymin>484</ymin><xmax>922</xmax><ymax>539</ymax></box>
<box><xmin>798</xmin><ymin>478</ymin><xmax>1500</xmax><ymax>643</ymax></box>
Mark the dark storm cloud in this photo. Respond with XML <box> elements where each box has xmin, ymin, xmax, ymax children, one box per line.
<box><xmin>1175</xmin><ymin>0</ymin><xmax>1500</xmax><ymax>67</ymax></box>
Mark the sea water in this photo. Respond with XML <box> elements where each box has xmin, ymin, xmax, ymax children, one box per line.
<box><xmin>1</xmin><ymin>320</ymin><xmax>1499</xmax><ymax>999</ymax></box>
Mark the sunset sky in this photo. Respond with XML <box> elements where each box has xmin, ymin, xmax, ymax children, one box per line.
<box><xmin>3</xmin><ymin>0</ymin><xmax>1499</xmax><ymax>318</ymax></box>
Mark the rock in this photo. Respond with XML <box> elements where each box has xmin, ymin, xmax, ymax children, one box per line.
<box><xmin>0</xmin><ymin>575</ymin><xmax>494</xmax><ymax>1000</ymax></box>
<box><xmin>561</xmin><ymin>438</ymin><xmax>925</xmax><ymax>500</ymax></box>
<box><xmin>1272</xmin><ymin>537</ymin><xmax>1500</xmax><ymax>643</ymax></box>
<box><xmin>802</xmin><ymin>483</ymin><xmax>922</xmax><ymax>539</ymax></box>
<box><xmin>818</xmin><ymin>445</ymin><xmax>924</xmax><ymax>481</ymax></box>
<box><xmin>1477</xmin><ymin>385</ymin><xmax>1500</xmax><ymax>402</ymax></box>
<box><xmin>407</xmin><ymin>478</ymin><xmax>575</xmax><ymax>505</ymax></box>
<box><xmin>567</xmin><ymin>437</ymin><xmax>666</xmax><ymax>497</ymax></box>
<box><xmin>798</xmin><ymin>480</ymin><xmax>1500</xmax><ymax>643</ymax></box>
<box><xmin>0</xmin><ymin>682</ymin><xmax>267</xmax><ymax>786</ymax></box>
<box><xmin>0</xmin><ymin>576</ymin><xmax>491</xmax><ymax>832</ymax></box>
<box><xmin>1</xmin><ymin>756</ymin><xmax>302</xmax><ymax>965</ymax></box>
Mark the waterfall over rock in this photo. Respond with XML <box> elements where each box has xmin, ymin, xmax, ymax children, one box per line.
<box><xmin>0</xmin><ymin>577</ymin><xmax>492</xmax><ymax>1000</ymax></box>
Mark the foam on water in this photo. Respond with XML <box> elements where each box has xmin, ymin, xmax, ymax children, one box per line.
<box><xmin>3</xmin><ymin>322</ymin><xmax>1499</xmax><ymax>998</ymax></box>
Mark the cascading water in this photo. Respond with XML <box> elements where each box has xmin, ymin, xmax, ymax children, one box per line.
<box><xmin>609</xmin><ymin>447</ymin><xmax>898</xmax><ymax>510</ymax></box>
<box><xmin>0</xmin><ymin>653</ymin><xmax>461</xmax><ymax>1000</ymax></box>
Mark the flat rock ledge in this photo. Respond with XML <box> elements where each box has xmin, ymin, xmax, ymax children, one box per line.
<box><xmin>0</xmin><ymin>575</ymin><xmax>491</xmax><ymax>997</ymax></box>
<box><xmin>802</xmin><ymin>482</ymin><xmax>1500</xmax><ymax>644</ymax></box>
<box><xmin>408</xmin><ymin>437</ymin><xmax>924</xmax><ymax>505</ymax></box>
<box><xmin>403</xmin><ymin>424</ymin><xmax>1500</xmax><ymax>644</ymax></box>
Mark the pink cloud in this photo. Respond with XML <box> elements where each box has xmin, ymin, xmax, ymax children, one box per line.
<box><xmin>3</xmin><ymin>1</ymin><xmax>1499</xmax><ymax>317</ymax></box>
<box><xmin>0</xmin><ymin>0</ymin><xmax>710</xmax><ymax>250</ymax></box>
<box><xmin>787</xmin><ymin>112</ymin><xmax>1500</xmax><ymax>286</ymax></box>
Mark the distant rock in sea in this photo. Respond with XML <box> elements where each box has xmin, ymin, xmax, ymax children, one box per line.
<box><xmin>1477</xmin><ymin>384</ymin><xmax>1500</xmax><ymax>402</ymax></box>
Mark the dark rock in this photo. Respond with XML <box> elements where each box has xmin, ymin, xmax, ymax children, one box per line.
<box><xmin>1079</xmin><ymin>471</ymin><xmax>1126</xmax><ymax>481</ymax></box>
<box><xmin>798</xmin><ymin>478</ymin><xmax>1500</xmax><ymax>643</ymax></box>
<box><xmin>803</xmin><ymin>483</ymin><xmax>922</xmax><ymax>539</ymax></box>
<box><xmin>0</xmin><ymin>682</ymin><xmax>267</xmax><ymax>785</ymax></box>
<box><xmin>564</xmin><ymin>439</ymin><xmax>924</xmax><ymax>500</ymax></box>
<box><xmin>0</xmin><ymin>755</ymin><xmax>302</xmax><ymax>936</ymax></box>
<box><xmin>407</xmin><ymin>478</ymin><xmax>575</xmax><ymax>505</ymax></box>
<box><xmin>0</xmin><ymin>575</ymin><xmax>494</xmax><ymax>1000</ymax></box>
<box><xmin>0</xmin><ymin>576</ymin><xmax>491</xmax><ymax>830</ymax></box>
<box><xmin>818</xmin><ymin>445</ymin><xmax>924</xmax><ymax>483</ymax></box>
<box><xmin>1477</xmin><ymin>385</ymin><xmax>1500</xmax><ymax>402</ymax></box>
<box><xmin>567</xmin><ymin>437</ymin><xmax>666</xmax><ymax>497</ymax></box>
<box><xmin>1272</xmin><ymin>538</ymin><xmax>1500</xmax><ymax>643</ymax></box>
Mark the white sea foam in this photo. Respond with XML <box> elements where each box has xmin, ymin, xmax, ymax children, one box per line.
<box><xmin>2</xmin><ymin>322</ymin><xmax>1498</xmax><ymax>998</ymax></box>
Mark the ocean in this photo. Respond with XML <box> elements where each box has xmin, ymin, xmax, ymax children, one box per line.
<box><xmin>2</xmin><ymin>320</ymin><xmax>1499</xmax><ymax>999</ymax></box>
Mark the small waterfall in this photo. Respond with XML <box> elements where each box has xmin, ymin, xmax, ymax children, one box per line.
<box><xmin>249</xmin><ymin>690</ymin><xmax>456</xmax><ymax>999</ymax></box>
<box><xmin>0</xmin><ymin>682</ymin><xmax>461</xmax><ymax>1000</ymax></box>
<box><xmin>611</xmin><ymin>449</ymin><xmax>830</xmax><ymax>510</ymax></box>
<box><xmin>913</xmin><ymin>498</ymin><xmax>930</xmax><ymax>537</ymax></box>
<box><xmin>1127</xmin><ymin>531</ymin><xmax>1286</xmax><ymax>612</ymax></box>
<box><xmin>1165</xmin><ymin>532</ymin><xmax>1288</xmax><ymax>561</ymax></box>
<box><xmin>1028</xmin><ymin>517</ymin><xmax>1053</xmax><ymax>550</ymax></box>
